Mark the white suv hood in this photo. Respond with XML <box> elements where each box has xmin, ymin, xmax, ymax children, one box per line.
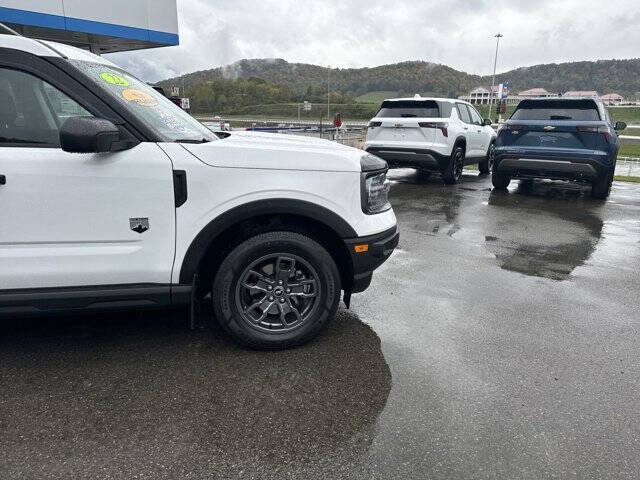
<box><xmin>179</xmin><ymin>131</ymin><xmax>363</xmax><ymax>172</ymax></box>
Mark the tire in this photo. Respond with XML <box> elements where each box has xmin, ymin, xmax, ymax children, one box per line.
<box><xmin>442</xmin><ymin>145</ymin><xmax>465</xmax><ymax>184</ymax></box>
<box><xmin>479</xmin><ymin>142</ymin><xmax>495</xmax><ymax>175</ymax></box>
<box><xmin>491</xmin><ymin>166</ymin><xmax>511</xmax><ymax>189</ymax></box>
<box><xmin>591</xmin><ymin>164</ymin><xmax>615</xmax><ymax>199</ymax></box>
<box><xmin>212</xmin><ymin>231</ymin><xmax>341</xmax><ymax>349</ymax></box>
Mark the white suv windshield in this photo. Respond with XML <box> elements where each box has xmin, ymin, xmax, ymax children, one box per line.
<box><xmin>69</xmin><ymin>60</ymin><xmax>217</xmax><ymax>143</ymax></box>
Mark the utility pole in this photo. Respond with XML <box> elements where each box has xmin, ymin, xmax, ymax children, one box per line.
<box><xmin>327</xmin><ymin>65</ymin><xmax>331</xmax><ymax>121</ymax></box>
<box><xmin>488</xmin><ymin>33</ymin><xmax>503</xmax><ymax>122</ymax></box>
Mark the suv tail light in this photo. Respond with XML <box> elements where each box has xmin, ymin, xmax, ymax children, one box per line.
<box><xmin>418</xmin><ymin>122</ymin><xmax>448</xmax><ymax>137</ymax></box>
<box><xmin>577</xmin><ymin>125</ymin><xmax>611</xmax><ymax>143</ymax></box>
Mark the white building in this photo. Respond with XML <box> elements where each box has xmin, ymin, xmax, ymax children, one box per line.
<box><xmin>600</xmin><ymin>93</ymin><xmax>624</xmax><ymax>105</ymax></box>
<box><xmin>518</xmin><ymin>88</ymin><xmax>555</xmax><ymax>98</ymax></box>
<box><xmin>0</xmin><ymin>0</ymin><xmax>178</xmax><ymax>53</ymax></box>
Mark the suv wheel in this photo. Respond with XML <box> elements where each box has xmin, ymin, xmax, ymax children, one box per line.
<box><xmin>442</xmin><ymin>145</ymin><xmax>465</xmax><ymax>184</ymax></box>
<box><xmin>212</xmin><ymin>231</ymin><xmax>341</xmax><ymax>349</ymax></box>
<box><xmin>479</xmin><ymin>143</ymin><xmax>495</xmax><ymax>175</ymax></box>
<box><xmin>491</xmin><ymin>162</ymin><xmax>511</xmax><ymax>189</ymax></box>
<box><xmin>591</xmin><ymin>164</ymin><xmax>615</xmax><ymax>199</ymax></box>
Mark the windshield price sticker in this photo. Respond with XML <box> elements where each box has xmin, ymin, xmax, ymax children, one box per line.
<box><xmin>100</xmin><ymin>72</ymin><xmax>130</xmax><ymax>86</ymax></box>
<box><xmin>122</xmin><ymin>89</ymin><xmax>158</xmax><ymax>107</ymax></box>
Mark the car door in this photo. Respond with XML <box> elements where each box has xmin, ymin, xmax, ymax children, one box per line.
<box><xmin>0</xmin><ymin>61</ymin><xmax>175</xmax><ymax>291</ymax></box>
<box><xmin>455</xmin><ymin>103</ymin><xmax>478</xmax><ymax>157</ymax></box>
<box><xmin>466</xmin><ymin>105</ymin><xmax>487</xmax><ymax>158</ymax></box>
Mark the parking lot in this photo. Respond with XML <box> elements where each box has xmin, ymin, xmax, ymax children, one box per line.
<box><xmin>2</xmin><ymin>171</ymin><xmax>639</xmax><ymax>479</ymax></box>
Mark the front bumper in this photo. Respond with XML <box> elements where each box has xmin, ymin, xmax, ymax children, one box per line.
<box><xmin>494</xmin><ymin>150</ymin><xmax>611</xmax><ymax>182</ymax></box>
<box><xmin>365</xmin><ymin>146</ymin><xmax>449</xmax><ymax>171</ymax></box>
<box><xmin>343</xmin><ymin>226</ymin><xmax>399</xmax><ymax>293</ymax></box>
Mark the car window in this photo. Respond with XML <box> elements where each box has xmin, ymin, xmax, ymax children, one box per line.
<box><xmin>42</xmin><ymin>83</ymin><xmax>92</xmax><ymax>125</ymax></box>
<box><xmin>467</xmin><ymin>105</ymin><xmax>483</xmax><ymax>125</ymax></box>
<box><xmin>456</xmin><ymin>103</ymin><xmax>471</xmax><ymax>123</ymax></box>
<box><xmin>376</xmin><ymin>100</ymin><xmax>440</xmax><ymax>118</ymax></box>
<box><xmin>0</xmin><ymin>68</ymin><xmax>92</xmax><ymax>147</ymax></box>
<box><xmin>511</xmin><ymin>100</ymin><xmax>601</xmax><ymax>121</ymax></box>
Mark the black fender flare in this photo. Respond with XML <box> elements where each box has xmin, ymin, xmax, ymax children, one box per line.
<box><xmin>453</xmin><ymin>136</ymin><xmax>467</xmax><ymax>152</ymax></box>
<box><xmin>178</xmin><ymin>198</ymin><xmax>357</xmax><ymax>284</ymax></box>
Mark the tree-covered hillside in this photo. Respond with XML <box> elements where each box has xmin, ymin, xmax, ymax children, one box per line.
<box><xmin>158</xmin><ymin>58</ymin><xmax>640</xmax><ymax>114</ymax></box>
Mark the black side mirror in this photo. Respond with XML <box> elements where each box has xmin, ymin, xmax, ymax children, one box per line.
<box><xmin>614</xmin><ymin>121</ymin><xmax>627</xmax><ymax>132</ymax></box>
<box><xmin>60</xmin><ymin>117</ymin><xmax>122</xmax><ymax>153</ymax></box>
<box><xmin>483</xmin><ymin>118</ymin><xmax>493</xmax><ymax>126</ymax></box>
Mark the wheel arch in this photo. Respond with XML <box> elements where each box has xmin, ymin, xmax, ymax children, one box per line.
<box><xmin>453</xmin><ymin>136</ymin><xmax>467</xmax><ymax>151</ymax></box>
<box><xmin>178</xmin><ymin>199</ymin><xmax>356</xmax><ymax>291</ymax></box>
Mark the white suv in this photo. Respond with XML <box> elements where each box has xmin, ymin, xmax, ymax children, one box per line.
<box><xmin>0</xmin><ymin>34</ymin><xmax>398</xmax><ymax>349</ymax></box>
<box><xmin>364</xmin><ymin>96</ymin><xmax>497</xmax><ymax>184</ymax></box>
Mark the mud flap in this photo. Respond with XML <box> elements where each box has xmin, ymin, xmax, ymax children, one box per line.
<box><xmin>343</xmin><ymin>291</ymin><xmax>352</xmax><ymax>309</ymax></box>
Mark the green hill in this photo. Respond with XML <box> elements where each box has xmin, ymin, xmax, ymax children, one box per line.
<box><xmin>158</xmin><ymin>58</ymin><xmax>640</xmax><ymax>114</ymax></box>
<box><xmin>161</xmin><ymin>57</ymin><xmax>640</xmax><ymax>98</ymax></box>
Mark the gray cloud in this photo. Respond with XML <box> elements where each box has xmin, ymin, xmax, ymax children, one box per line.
<box><xmin>107</xmin><ymin>0</ymin><xmax>640</xmax><ymax>82</ymax></box>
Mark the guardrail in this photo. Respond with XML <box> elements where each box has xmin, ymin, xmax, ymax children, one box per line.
<box><xmin>616</xmin><ymin>156</ymin><xmax>640</xmax><ymax>177</ymax></box>
<box><xmin>199</xmin><ymin>117</ymin><xmax>640</xmax><ymax>142</ymax></box>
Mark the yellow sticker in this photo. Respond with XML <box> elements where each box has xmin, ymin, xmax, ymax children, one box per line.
<box><xmin>100</xmin><ymin>72</ymin><xmax>129</xmax><ymax>86</ymax></box>
<box><xmin>122</xmin><ymin>88</ymin><xmax>157</xmax><ymax>107</ymax></box>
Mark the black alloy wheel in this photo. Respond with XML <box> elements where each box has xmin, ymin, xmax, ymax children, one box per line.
<box><xmin>236</xmin><ymin>253</ymin><xmax>321</xmax><ymax>333</ymax></box>
<box><xmin>443</xmin><ymin>146</ymin><xmax>465</xmax><ymax>184</ymax></box>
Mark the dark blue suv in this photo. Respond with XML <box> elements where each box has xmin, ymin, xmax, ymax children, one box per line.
<box><xmin>492</xmin><ymin>98</ymin><xmax>626</xmax><ymax>198</ymax></box>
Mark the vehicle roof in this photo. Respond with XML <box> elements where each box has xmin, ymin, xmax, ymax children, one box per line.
<box><xmin>0</xmin><ymin>33</ymin><xmax>116</xmax><ymax>67</ymax></box>
<box><xmin>383</xmin><ymin>97</ymin><xmax>469</xmax><ymax>105</ymax></box>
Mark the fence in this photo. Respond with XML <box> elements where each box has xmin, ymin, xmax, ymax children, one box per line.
<box><xmin>616</xmin><ymin>157</ymin><xmax>640</xmax><ymax>177</ymax></box>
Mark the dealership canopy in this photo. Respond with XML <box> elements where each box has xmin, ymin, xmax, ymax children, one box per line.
<box><xmin>0</xmin><ymin>0</ymin><xmax>178</xmax><ymax>53</ymax></box>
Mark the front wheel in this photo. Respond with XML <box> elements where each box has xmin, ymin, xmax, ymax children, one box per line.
<box><xmin>442</xmin><ymin>145</ymin><xmax>465</xmax><ymax>184</ymax></box>
<box><xmin>479</xmin><ymin>143</ymin><xmax>495</xmax><ymax>174</ymax></box>
<box><xmin>212</xmin><ymin>231</ymin><xmax>341</xmax><ymax>349</ymax></box>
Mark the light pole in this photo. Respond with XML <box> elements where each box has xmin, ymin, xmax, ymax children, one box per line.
<box><xmin>327</xmin><ymin>65</ymin><xmax>331</xmax><ymax>121</ymax></box>
<box><xmin>488</xmin><ymin>33</ymin><xmax>503</xmax><ymax>122</ymax></box>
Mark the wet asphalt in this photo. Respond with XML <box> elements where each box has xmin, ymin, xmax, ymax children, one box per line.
<box><xmin>1</xmin><ymin>170</ymin><xmax>640</xmax><ymax>479</ymax></box>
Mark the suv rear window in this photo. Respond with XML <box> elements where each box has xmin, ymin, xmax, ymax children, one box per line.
<box><xmin>511</xmin><ymin>100</ymin><xmax>600</xmax><ymax>121</ymax></box>
<box><xmin>376</xmin><ymin>100</ymin><xmax>440</xmax><ymax>118</ymax></box>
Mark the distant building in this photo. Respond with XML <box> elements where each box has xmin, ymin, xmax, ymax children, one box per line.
<box><xmin>600</xmin><ymin>93</ymin><xmax>624</xmax><ymax>105</ymax></box>
<box><xmin>461</xmin><ymin>85</ymin><xmax>545</xmax><ymax>106</ymax></box>
<box><xmin>518</xmin><ymin>88</ymin><xmax>554</xmax><ymax>98</ymax></box>
<box><xmin>563</xmin><ymin>91</ymin><xmax>599</xmax><ymax>98</ymax></box>
<box><xmin>468</xmin><ymin>87</ymin><xmax>491</xmax><ymax>104</ymax></box>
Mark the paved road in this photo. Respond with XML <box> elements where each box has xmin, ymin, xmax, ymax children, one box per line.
<box><xmin>1</xmin><ymin>172</ymin><xmax>639</xmax><ymax>479</ymax></box>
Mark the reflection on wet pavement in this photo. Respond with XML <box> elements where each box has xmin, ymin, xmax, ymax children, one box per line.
<box><xmin>356</xmin><ymin>170</ymin><xmax>640</xmax><ymax>479</ymax></box>
<box><xmin>0</xmin><ymin>309</ymin><xmax>391</xmax><ymax>479</ymax></box>
<box><xmin>388</xmin><ymin>170</ymin><xmax>607</xmax><ymax>280</ymax></box>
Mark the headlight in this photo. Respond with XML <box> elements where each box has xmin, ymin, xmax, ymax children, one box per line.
<box><xmin>362</xmin><ymin>170</ymin><xmax>391</xmax><ymax>214</ymax></box>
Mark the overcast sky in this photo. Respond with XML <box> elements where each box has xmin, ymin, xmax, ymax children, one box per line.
<box><xmin>107</xmin><ymin>0</ymin><xmax>640</xmax><ymax>83</ymax></box>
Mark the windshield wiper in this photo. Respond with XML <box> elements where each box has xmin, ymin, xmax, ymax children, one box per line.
<box><xmin>550</xmin><ymin>115</ymin><xmax>572</xmax><ymax>120</ymax></box>
<box><xmin>174</xmin><ymin>138</ymin><xmax>211</xmax><ymax>144</ymax></box>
